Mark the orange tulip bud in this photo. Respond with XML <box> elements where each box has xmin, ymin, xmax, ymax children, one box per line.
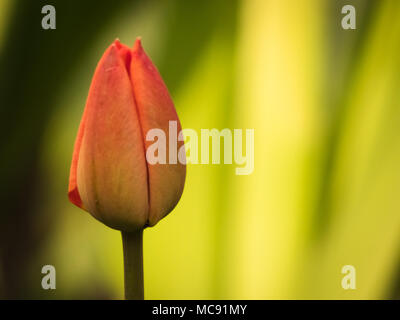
<box><xmin>68</xmin><ymin>38</ymin><xmax>186</xmax><ymax>231</ymax></box>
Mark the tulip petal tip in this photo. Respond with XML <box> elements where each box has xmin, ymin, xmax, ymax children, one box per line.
<box><xmin>133</xmin><ymin>37</ymin><xmax>143</xmax><ymax>51</ymax></box>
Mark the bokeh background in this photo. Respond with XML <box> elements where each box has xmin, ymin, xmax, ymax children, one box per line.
<box><xmin>1</xmin><ymin>0</ymin><xmax>400</xmax><ymax>299</ymax></box>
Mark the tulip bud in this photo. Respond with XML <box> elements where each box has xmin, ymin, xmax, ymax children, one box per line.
<box><xmin>68</xmin><ymin>38</ymin><xmax>186</xmax><ymax>231</ymax></box>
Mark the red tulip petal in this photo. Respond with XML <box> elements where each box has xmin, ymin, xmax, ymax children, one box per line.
<box><xmin>130</xmin><ymin>38</ymin><xmax>186</xmax><ymax>226</ymax></box>
<box><xmin>75</xmin><ymin>42</ymin><xmax>149</xmax><ymax>231</ymax></box>
<box><xmin>114</xmin><ymin>39</ymin><xmax>132</xmax><ymax>71</ymax></box>
<box><xmin>68</xmin><ymin>106</ymin><xmax>87</xmax><ymax>210</ymax></box>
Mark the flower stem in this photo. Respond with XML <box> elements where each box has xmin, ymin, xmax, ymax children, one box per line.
<box><xmin>121</xmin><ymin>229</ymin><xmax>144</xmax><ymax>300</ymax></box>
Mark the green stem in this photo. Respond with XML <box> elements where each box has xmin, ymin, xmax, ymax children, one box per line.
<box><xmin>121</xmin><ymin>229</ymin><xmax>144</xmax><ymax>300</ymax></box>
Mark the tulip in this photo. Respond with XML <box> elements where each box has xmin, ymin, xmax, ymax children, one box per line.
<box><xmin>67</xmin><ymin>38</ymin><xmax>186</xmax><ymax>299</ymax></box>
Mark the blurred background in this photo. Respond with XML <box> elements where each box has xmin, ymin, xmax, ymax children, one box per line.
<box><xmin>1</xmin><ymin>0</ymin><xmax>400</xmax><ymax>299</ymax></box>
